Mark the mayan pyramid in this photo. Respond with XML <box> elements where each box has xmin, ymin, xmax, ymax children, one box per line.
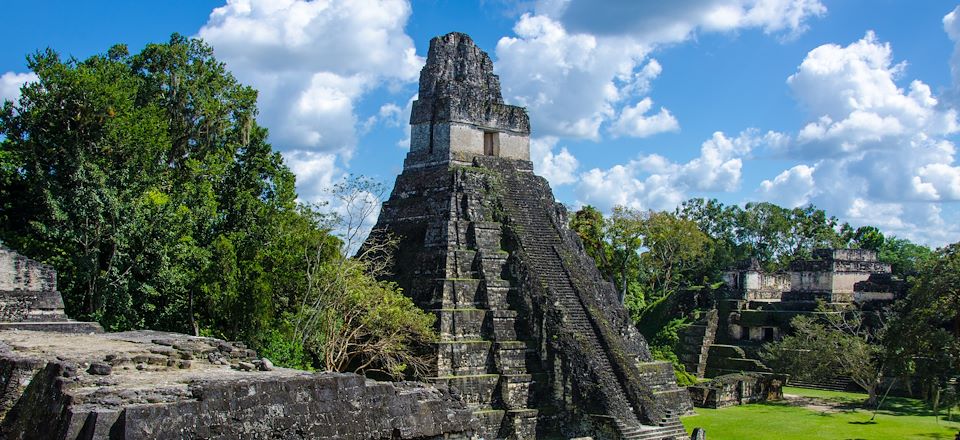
<box><xmin>367</xmin><ymin>32</ymin><xmax>692</xmax><ymax>440</ymax></box>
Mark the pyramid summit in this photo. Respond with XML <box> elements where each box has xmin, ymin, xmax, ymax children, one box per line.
<box><xmin>406</xmin><ymin>32</ymin><xmax>531</xmax><ymax>170</ymax></box>
<box><xmin>368</xmin><ymin>32</ymin><xmax>692</xmax><ymax>439</ymax></box>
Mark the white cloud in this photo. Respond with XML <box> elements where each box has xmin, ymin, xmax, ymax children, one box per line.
<box><xmin>283</xmin><ymin>150</ymin><xmax>342</xmax><ymax>204</ymax></box>
<box><xmin>758</xmin><ymin>164</ymin><xmax>816</xmax><ymax>207</ymax></box>
<box><xmin>756</xmin><ymin>30</ymin><xmax>960</xmax><ymax>245</ymax></box>
<box><xmin>944</xmin><ymin>5</ymin><xmax>960</xmax><ymax>102</ymax></box>
<box><xmin>494</xmin><ymin>1</ymin><xmax>825</xmax><ymax>141</ymax></box>
<box><xmin>610</xmin><ymin>97</ymin><xmax>679</xmax><ymax>138</ymax></box>
<box><xmin>575</xmin><ymin>129</ymin><xmax>784</xmax><ymax>211</ymax></box>
<box><xmin>530</xmin><ymin>136</ymin><xmax>580</xmax><ymax>186</ymax></box>
<box><xmin>0</xmin><ymin>72</ymin><xmax>37</xmax><ymax>103</ymax></box>
<box><xmin>198</xmin><ymin>0</ymin><xmax>422</xmax><ymax>159</ymax></box>
<box><xmin>495</xmin><ymin>14</ymin><xmax>647</xmax><ymax>140</ymax></box>
<box><xmin>552</xmin><ymin>0</ymin><xmax>826</xmax><ymax>42</ymax></box>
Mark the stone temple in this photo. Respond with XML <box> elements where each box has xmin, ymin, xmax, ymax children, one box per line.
<box><xmin>678</xmin><ymin>248</ymin><xmax>901</xmax><ymax>386</ymax></box>
<box><xmin>367</xmin><ymin>32</ymin><xmax>692</xmax><ymax>440</ymax></box>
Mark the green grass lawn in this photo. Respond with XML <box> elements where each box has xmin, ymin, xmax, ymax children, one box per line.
<box><xmin>681</xmin><ymin>386</ymin><xmax>960</xmax><ymax>440</ymax></box>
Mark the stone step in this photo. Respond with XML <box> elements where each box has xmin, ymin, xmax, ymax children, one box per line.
<box><xmin>428</xmin><ymin>374</ymin><xmax>500</xmax><ymax>410</ymax></box>
<box><xmin>0</xmin><ymin>321</ymin><xmax>103</xmax><ymax>333</ymax></box>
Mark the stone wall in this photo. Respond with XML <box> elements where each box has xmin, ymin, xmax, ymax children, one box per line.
<box><xmin>678</xmin><ymin>310</ymin><xmax>718</xmax><ymax>378</ymax></box>
<box><xmin>411</xmin><ymin>123</ymin><xmax>530</xmax><ymax>163</ymax></box>
<box><xmin>0</xmin><ymin>247</ymin><xmax>57</xmax><ymax>292</ymax></box>
<box><xmin>0</xmin><ymin>247</ymin><xmax>101</xmax><ymax>332</ymax></box>
<box><xmin>687</xmin><ymin>373</ymin><xmax>785</xmax><ymax>409</ymax></box>
<box><xmin>0</xmin><ymin>330</ymin><xmax>476</xmax><ymax>440</ymax></box>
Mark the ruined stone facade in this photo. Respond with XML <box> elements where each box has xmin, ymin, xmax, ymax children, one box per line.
<box><xmin>406</xmin><ymin>33</ymin><xmax>530</xmax><ymax>170</ymax></box>
<box><xmin>367</xmin><ymin>33</ymin><xmax>691</xmax><ymax>440</ymax></box>
<box><xmin>687</xmin><ymin>373</ymin><xmax>785</xmax><ymax>409</ymax></box>
<box><xmin>0</xmin><ymin>246</ymin><xmax>102</xmax><ymax>333</ymax></box>
<box><xmin>0</xmin><ymin>330</ymin><xmax>476</xmax><ymax>439</ymax></box>
<box><xmin>679</xmin><ymin>249</ymin><xmax>900</xmax><ymax>379</ymax></box>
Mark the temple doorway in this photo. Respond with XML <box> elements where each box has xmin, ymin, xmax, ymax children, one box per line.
<box><xmin>483</xmin><ymin>131</ymin><xmax>500</xmax><ymax>156</ymax></box>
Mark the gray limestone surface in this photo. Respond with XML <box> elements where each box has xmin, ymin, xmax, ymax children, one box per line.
<box><xmin>0</xmin><ymin>329</ymin><xmax>476</xmax><ymax>439</ymax></box>
<box><xmin>0</xmin><ymin>246</ymin><xmax>102</xmax><ymax>333</ymax></box>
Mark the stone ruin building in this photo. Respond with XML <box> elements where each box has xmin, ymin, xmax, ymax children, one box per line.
<box><xmin>0</xmin><ymin>246</ymin><xmax>102</xmax><ymax>333</ymax></box>
<box><xmin>366</xmin><ymin>32</ymin><xmax>692</xmax><ymax>440</ymax></box>
<box><xmin>0</xmin><ymin>246</ymin><xmax>477</xmax><ymax>439</ymax></box>
<box><xmin>679</xmin><ymin>248</ymin><xmax>901</xmax><ymax>384</ymax></box>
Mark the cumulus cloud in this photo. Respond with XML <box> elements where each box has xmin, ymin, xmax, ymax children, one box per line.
<box><xmin>198</xmin><ymin>0</ymin><xmax>422</xmax><ymax>166</ymax></box>
<box><xmin>283</xmin><ymin>150</ymin><xmax>342</xmax><ymax>204</ymax></box>
<box><xmin>758</xmin><ymin>164</ymin><xmax>816</xmax><ymax>207</ymax></box>
<box><xmin>575</xmin><ymin>129</ymin><xmax>785</xmax><ymax>211</ymax></box>
<box><xmin>756</xmin><ymin>30</ymin><xmax>960</xmax><ymax>244</ymax></box>
<box><xmin>0</xmin><ymin>72</ymin><xmax>37</xmax><ymax>103</ymax></box>
<box><xmin>495</xmin><ymin>1</ymin><xmax>825</xmax><ymax>141</ymax></box>
<box><xmin>531</xmin><ymin>137</ymin><xmax>580</xmax><ymax>186</ymax></box>
<box><xmin>495</xmin><ymin>14</ymin><xmax>647</xmax><ymax>140</ymax></box>
<box><xmin>610</xmin><ymin>97</ymin><xmax>679</xmax><ymax>138</ymax></box>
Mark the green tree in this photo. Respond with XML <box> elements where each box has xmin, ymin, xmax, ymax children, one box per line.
<box><xmin>639</xmin><ymin>211</ymin><xmax>712</xmax><ymax>298</ymax></box>
<box><xmin>294</xmin><ymin>177</ymin><xmax>437</xmax><ymax>378</ymax></box>
<box><xmin>679</xmin><ymin>199</ymin><xmax>852</xmax><ymax>272</ymax></box>
<box><xmin>571</xmin><ymin>205</ymin><xmax>613</xmax><ymax>280</ymax></box>
<box><xmin>0</xmin><ymin>35</ymin><xmax>320</xmax><ymax>350</ymax></box>
<box><xmin>764</xmin><ymin>303</ymin><xmax>889</xmax><ymax>407</ymax></box>
<box><xmin>607</xmin><ymin>206</ymin><xmax>645</xmax><ymax>303</ymax></box>
<box><xmin>879</xmin><ymin>236</ymin><xmax>933</xmax><ymax>279</ymax></box>
<box><xmin>854</xmin><ymin>226</ymin><xmax>885</xmax><ymax>251</ymax></box>
<box><xmin>885</xmin><ymin>243</ymin><xmax>960</xmax><ymax>400</ymax></box>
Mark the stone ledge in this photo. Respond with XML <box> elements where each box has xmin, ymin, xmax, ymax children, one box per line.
<box><xmin>0</xmin><ymin>330</ymin><xmax>476</xmax><ymax>439</ymax></box>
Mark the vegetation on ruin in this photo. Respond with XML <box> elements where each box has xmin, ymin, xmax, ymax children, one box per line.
<box><xmin>570</xmin><ymin>199</ymin><xmax>960</xmax><ymax>394</ymax></box>
<box><xmin>682</xmin><ymin>386</ymin><xmax>960</xmax><ymax>440</ymax></box>
<box><xmin>0</xmin><ymin>35</ymin><xmax>435</xmax><ymax>378</ymax></box>
<box><xmin>763</xmin><ymin>303</ymin><xmax>889</xmax><ymax>406</ymax></box>
<box><xmin>762</xmin><ymin>244</ymin><xmax>960</xmax><ymax>408</ymax></box>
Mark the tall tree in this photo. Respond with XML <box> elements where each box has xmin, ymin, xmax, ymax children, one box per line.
<box><xmin>885</xmin><ymin>243</ymin><xmax>960</xmax><ymax>398</ymax></box>
<box><xmin>0</xmin><ymin>35</ymin><xmax>313</xmax><ymax>340</ymax></box>
<box><xmin>638</xmin><ymin>211</ymin><xmax>712</xmax><ymax>298</ymax></box>
<box><xmin>607</xmin><ymin>206</ymin><xmax>645</xmax><ymax>303</ymax></box>
<box><xmin>763</xmin><ymin>303</ymin><xmax>890</xmax><ymax>407</ymax></box>
<box><xmin>879</xmin><ymin>236</ymin><xmax>934</xmax><ymax>279</ymax></box>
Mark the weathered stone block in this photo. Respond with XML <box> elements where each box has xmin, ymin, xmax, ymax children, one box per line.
<box><xmin>499</xmin><ymin>374</ymin><xmax>532</xmax><ymax>410</ymax></box>
<box><xmin>431</xmin><ymin>374</ymin><xmax>499</xmax><ymax>409</ymax></box>
<box><xmin>487</xmin><ymin>310</ymin><xmax>518</xmax><ymax>341</ymax></box>
<box><xmin>438</xmin><ymin>279</ymin><xmax>483</xmax><ymax>308</ymax></box>
<box><xmin>438</xmin><ymin>309</ymin><xmax>487</xmax><ymax>340</ymax></box>
<box><xmin>436</xmin><ymin>341</ymin><xmax>492</xmax><ymax>376</ymax></box>
<box><xmin>494</xmin><ymin>342</ymin><xmax>527</xmax><ymax>375</ymax></box>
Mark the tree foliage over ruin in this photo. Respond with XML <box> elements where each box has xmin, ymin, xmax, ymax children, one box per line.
<box><xmin>0</xmin><ymin>35</ymin><xmax>435</xmax><ymax>378</ymax></box>
<box><xmin>763</xmin><ymin>303</ymin><xmax>889</xmax><ymax>407</ymax></box>
<box><xmin>571</xmin><ymin>198</ymin><xmax>936</xmax><ymax>388</ymax></box>
<box><xmin>884</xmin><ymin>243</ymin><xmax>960</xmax><ymax>401</ymax></box>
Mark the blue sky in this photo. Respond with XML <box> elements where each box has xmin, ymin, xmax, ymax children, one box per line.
<box><xmin>3</xmin><ymin>1</ymin><xmax>960</xmax><ymax>246</ymax></box>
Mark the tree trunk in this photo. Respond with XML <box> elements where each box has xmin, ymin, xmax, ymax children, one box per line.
<box><xmin>865</xmin><ymin>384</ymin><xmax>879</xmax><ymax>407</ymax></box>
<box><xmin>189</xmin><ymin>290</ymin><xmax>198</xmax><ymax>336</ymax></box>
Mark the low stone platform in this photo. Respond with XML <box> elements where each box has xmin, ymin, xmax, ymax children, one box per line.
<box><xmin>0</xmin><ymin>329</ymin><xmax>476</xmax><ymax>439</ymax></box>
<box><xmin>687</xmin><ymin>373</ymin><xmax>786</xmax><ymax>409</ymax></box>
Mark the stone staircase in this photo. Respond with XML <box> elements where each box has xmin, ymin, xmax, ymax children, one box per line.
<box><xmin>788</xmin><ymin>376</ymin><xmax>854</xmax><ymax>392</ymax></box>
<box><xmin>498</xmin><ymin>169</ymin><xmax>685</xmax><ymax>440</ymax></box>
<box><xmin>423</xmin><ymin>173</ymin><xmax>538</xmax><ymax>439</ymax></box>
<box><xmin>615</xmin><ymin>410</ymin><xmax>687</xmax><ymax>440</ymax></box>
<box><xmin>678</xmin><ymin>310</ymin><xmax>718</xmax><ymax>378</ymax></box>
